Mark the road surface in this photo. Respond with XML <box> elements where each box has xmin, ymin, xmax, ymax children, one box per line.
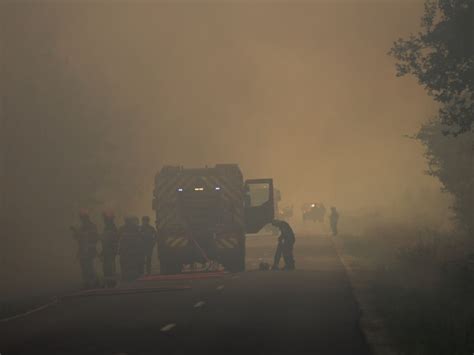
<box><xmin>1</xmin><ymin>234</ymin><xmax>370</xmax><ymax>355</ymax></box>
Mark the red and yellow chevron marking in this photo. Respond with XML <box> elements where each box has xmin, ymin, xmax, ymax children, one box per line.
<box><xmin>164</xmin><ymin>237</ymin><xmax>189</xmax><ymax>248</ymax></box>
<box><xmin>154</xmin><ymin>171</ymin><xmax>245</xmax><ymax>230</ymax></box>
<box><xmin>215</xmin><ymin>236</ymin><xmax>240</xmax><ymax>249</ymax></box>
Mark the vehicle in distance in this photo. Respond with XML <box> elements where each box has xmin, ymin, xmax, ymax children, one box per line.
<box><xmin>302</xmin><ymin>202</ymin><xmax>326</xmax><ymax>223</ymax></box>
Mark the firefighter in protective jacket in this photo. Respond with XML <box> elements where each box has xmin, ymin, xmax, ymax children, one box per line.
<box><xmin>71</xmin><ymin>210</ymin><xmax>99</xmax><ymax>289</ymax></box>
<box><xmin>271</xmin><ymin>220</ymin><xmax>295</xmax><ymax>271</ymax></box>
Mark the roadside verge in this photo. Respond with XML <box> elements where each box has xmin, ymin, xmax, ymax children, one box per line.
<box><xmin>333</xmin><ymin>236</ymin><xmax>397</xmax><ymax>355</ymax></box>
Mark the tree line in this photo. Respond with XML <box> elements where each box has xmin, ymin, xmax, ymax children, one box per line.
<box><xmin>390</xmin><ymin>0</ymin><xmax>474</xmax><ymax>235</ymax></box>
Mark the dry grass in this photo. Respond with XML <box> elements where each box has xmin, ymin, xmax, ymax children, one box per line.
<box><xmin>340</xmin><ymin>227</ymin><xmax>474</xmax><ymax>355</ymax></box>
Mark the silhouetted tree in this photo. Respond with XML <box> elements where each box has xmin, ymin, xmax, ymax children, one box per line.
<box><xmin>390</xmin><ymin>0</ymin><xmax>474</xmax><ymax>134</ymax></box>
<box><xmin>416</xmin><ymin>120</ymin><xmax>474</xmax><ymax>234</ymax></box>
<box><xmin>391</xmin><ymin>0</ymin><xmax>474</xmax><ymax>234</ymax></box>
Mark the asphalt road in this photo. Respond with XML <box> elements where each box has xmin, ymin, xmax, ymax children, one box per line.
<box><xmin>1</xmin><ymin>234</ymin><xmax>371</xmax><ymax>355</ymax></box>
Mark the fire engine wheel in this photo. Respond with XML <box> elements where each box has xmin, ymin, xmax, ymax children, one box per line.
<box><xmin>223</xmin><ymin>252</ymin><xmax>245</xmax><ymax>273</ymax></box>
<box><xmin>160</xmin><ymin>260</ymin><xmax>182</xmax><ymax>275</ymax></box>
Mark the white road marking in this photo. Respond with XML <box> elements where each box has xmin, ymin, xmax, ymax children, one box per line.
<box><xmin>216</xmin><ymin>285</ymin><xmax>225</xmax><ymax>291</ymax></box>
<box><xmin>160</xmin><ymin>323</ymin><xmax>176</xmax><ymax>332</ymax></box>
<box><xmin>0</xmin><ymin>299</ymin><xmax>58</xmax><ymax>323</ymax></box>
<box><xmin>193</xmin><ymin>301</ymin><xmax>205</xmax><ymax>308</ymax></box>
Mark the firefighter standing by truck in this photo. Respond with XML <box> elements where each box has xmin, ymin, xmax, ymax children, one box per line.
<box><xmin>140</xmin><ymin>216</ymin><xmax>157</xmax><ymax>275</ymax></box>
<box><xmin>271</xmin><ymin>219</ymin><xmax>296</xmax><ymax>271</ymax></box>
<box><xmin>118</xmin><ymin>216</ymin><xmax>144</xmax><ymax>282</ymax></box>
<box><xmin>329</xmin><ymin>207</ymin><xmax>339</xmax><ymax>236</ymax></box>
<box><xmin>70</xmin><ymin>210</ymin><xmax>99</xmax><ymax>289</ymax></box>
<box><xmin>101</xmin><ymin>211</ymin><xmax>119</xmax><ymax>287</ymax></box>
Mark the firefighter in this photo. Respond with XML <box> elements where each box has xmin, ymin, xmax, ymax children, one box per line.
<box><xmin>70</xmin><ymin>210</ymin><xmax>99</xmax><ymax>289</ymax></box>
<box><xmin>118</xmin><ymin>216</ymin><xmax>144</xmax><ymax>282</ymax></box>
<box><xmin>140</xmin><ymin>216</ymin><xmax>157</xmax><ymax>275</ymax></box>
<box><xmin>329</xmin><ymin>207</ymin><xmax>339</xmax><ymax>236</ymax></box>
<box><xmin>271</xmin><ymin>238</ymin><xmax>283</xmax><ymax>271</ymax></box>
<box><xmin>101</xmin><ymin>211</ymin><xmax>119</xmax><ymax>287</ymax></box>
<box><xmin>271</xmin><ymin>220</ymin><xmax>295</xmax><ymax>271</ymax></box>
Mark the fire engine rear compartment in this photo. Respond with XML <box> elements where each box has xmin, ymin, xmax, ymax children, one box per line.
<box><xmin>153</xmin><ymin>165</ymin><xmax>274</xmax><ymax>274</ymax></box>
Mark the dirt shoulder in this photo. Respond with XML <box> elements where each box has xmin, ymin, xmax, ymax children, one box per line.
<box><xmin>333</xmin><ymin>237</ymin><xmax>397</xmax><ymax>355</ymax></box>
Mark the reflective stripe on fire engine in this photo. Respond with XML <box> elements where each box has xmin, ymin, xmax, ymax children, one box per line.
<box><xmin>216</xmin><ymin>237</ymin><xmax>239</xmax><ymax>248</ymax></box>
<box><xmin>165</xmin><ymin>237</ymin><xmax>189</xmax><ymax>248</ymax></box>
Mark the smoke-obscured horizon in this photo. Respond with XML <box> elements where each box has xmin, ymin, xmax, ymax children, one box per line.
<box><xmin>1</xmin><ymin>1</ymin><xmax>454</xmax><ymax>294</ymax></box>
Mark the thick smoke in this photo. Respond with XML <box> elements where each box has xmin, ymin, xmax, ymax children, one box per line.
<box><xmin>1</xmin><ymin>1</ymin><xmax>452</xmax><ymax>296</ymax></box>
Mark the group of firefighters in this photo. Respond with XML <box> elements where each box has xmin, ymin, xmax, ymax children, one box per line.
<box><xmin>71</xmin><ymin>210</ymin><xmax>157</xmax><ymax>289</ymax></box>
<box><xmin>71</xmin><ymin>207</ymin><xmax>337</xmax><ymax>288</ymax></box>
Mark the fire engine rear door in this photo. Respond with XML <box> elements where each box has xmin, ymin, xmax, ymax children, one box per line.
<box><xmin>244</xmin><ymin>178</ymin><xmax>274</xmax><ymax>233</ymax></box>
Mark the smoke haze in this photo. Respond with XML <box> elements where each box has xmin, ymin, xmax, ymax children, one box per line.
<box><xmin>1</xmin><ymin>1</ymin><xmax>453</xmax><ymax>294</ymax></box>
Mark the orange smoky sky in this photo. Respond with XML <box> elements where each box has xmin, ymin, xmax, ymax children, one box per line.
<box><xmin>2</xmin><ymin>0</ymin><xmax>452</xmax><ymax>229</ymax></box>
